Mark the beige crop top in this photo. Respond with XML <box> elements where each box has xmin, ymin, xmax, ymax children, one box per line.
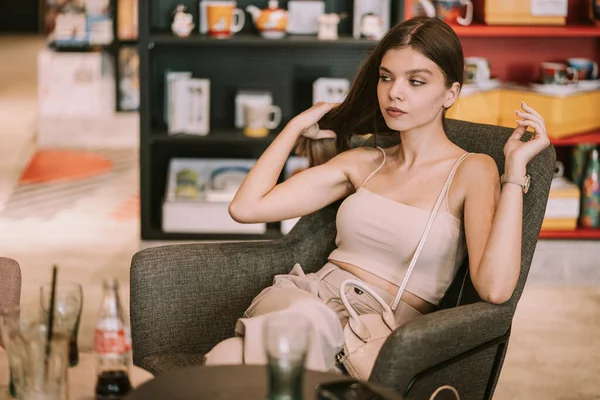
<box><xmin>328</xmin><ymin>147</ymin><xmax>471</xmax><ymax>306</ymax></box>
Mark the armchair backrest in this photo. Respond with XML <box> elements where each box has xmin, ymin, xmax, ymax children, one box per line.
<box><xmin>0</xmin><ymin>257</ymin><xmax>21</xmax><ymax>348</ymax></box>
<box><xmin>285</xmin><ymin>119</ymin><xmax>556</xmax><ymax>314</ymax></box>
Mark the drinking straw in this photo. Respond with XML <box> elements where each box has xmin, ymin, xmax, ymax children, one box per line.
<box><xmin>45</xmin><ymin>265</ymin><xmax>58</xmax><ymax>365</ymax></box>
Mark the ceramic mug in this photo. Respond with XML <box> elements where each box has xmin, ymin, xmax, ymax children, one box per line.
<box><xmin>243</xmin><ymin>103</ymin><xmax>282</xmax><ymax>137</ymax></box>
<box><xmin>464</xmin><ymin>57</ymin><xmax>491</xmax><ymax>84</ymax></box>
<box><xmin>566</xmin><ymin>58</ymin><xmax>599</xmax><ymax>80</ymax></box>
<box><xmin>554</xmin><ymin>161</ymin><xmax>565</xmax><ymax>179</ymax></box>
<box><xmin>540</xmin><ymin>62</ymin><xmax>578</xmax><ymax>85</ymax></box>
<box><xmin>434</xmin><ymin>0</ymin><xmax>473</xmax><ymax>26</ymax></box>
<box><xmin>206</xmin><ymin>1</ymin><xmax>245</xmax><ymax>38</ymax></box>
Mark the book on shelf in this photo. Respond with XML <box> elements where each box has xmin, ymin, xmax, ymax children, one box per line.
<box><xmin>118</xmin><ymin>47</ymin><xmax>139</xmax><ymax>111</ymax></box>
<box><xmin>165</xmin><ymin>71</ymin><xmax>210</xmax><ymax>136</ymax></box>
<box><xmin>118</xmin><ymin>0</ymin><xmax>138</xmax><ymax>40</ymax></box>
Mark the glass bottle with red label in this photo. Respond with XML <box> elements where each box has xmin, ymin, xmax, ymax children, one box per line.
<box><xmin>94</xmin><ymin>278</ymin><xmax>132</xmax><ymax>399</ymax></box>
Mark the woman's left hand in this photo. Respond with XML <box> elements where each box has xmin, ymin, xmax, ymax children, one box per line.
<box><xmin>503</xmin><ymin>101</ymin><xmax>551</xmax><ymax>169</ymax></box>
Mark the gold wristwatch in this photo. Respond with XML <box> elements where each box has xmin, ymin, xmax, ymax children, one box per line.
<box><xmin>500</xmin><ymin>173</ymin><xmax>531</xmax><ymax>194</ymax></box>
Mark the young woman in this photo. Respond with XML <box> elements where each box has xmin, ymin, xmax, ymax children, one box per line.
<box><xmin>203</xmin><ymin>16</ymin><xmax>550</xmax><ymax>372</ymax></box>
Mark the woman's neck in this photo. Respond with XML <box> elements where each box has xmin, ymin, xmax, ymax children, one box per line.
<box><xmin>394</xmin><ymin>119</ymin><xmax>452</xmax><ymax>168</ymax></box>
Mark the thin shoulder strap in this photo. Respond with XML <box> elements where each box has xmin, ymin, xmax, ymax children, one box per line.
<box><xmin>359</xmin><ymin>147</ymin><xmax>386</xmax><ymax>189</ymax></box>
<box><xmin>445</xmin><ymin>153</ymin><xmax>472</xmax><ymax>212</ymax></box>
<box><xmin>391</xmin><ymin>152</ymin><xmax>471</xmax><ymax>311</ymax></box>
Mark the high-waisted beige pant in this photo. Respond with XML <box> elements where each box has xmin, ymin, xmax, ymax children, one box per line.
<box><xmin>203</xmin><ymin>262</ymin><xmax>423</xmax><ymax>372</ymax></box>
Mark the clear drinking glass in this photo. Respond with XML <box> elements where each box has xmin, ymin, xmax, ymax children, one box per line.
<box><xmin>40</xmin><ymin>281</ymin><xmax>83</xmax><ymax>367</ymax></box>
<box><xmin>263</xmin><ymin>313</ymin><xmax>311</xmax><ymax>400</ymax></box>
<box><xmin>0</xmin><ymin>306</ymin><xmax>21</xmax><ymax>398</ymax></box>
<box><xmin>2</xmin><ymin>308</ymin><xmax>70</xmax><ymax>400</ymax></box>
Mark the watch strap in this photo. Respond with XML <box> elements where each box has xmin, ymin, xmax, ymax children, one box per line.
<box><xmin>501</xmin><ymin>173</ymin><xmax>530</xmax><ymax>193</ymax></box>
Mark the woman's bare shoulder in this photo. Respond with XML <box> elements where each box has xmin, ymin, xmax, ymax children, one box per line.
<box><xmin>331</xmin><ymin>145</ymin><xmax>386</xmax><ymax>166</ymax></box>
<box><xmin>455</xmin><ymin>152</ymin><xmax>500</xmax><ymax>189</ymax></box>
<box><xmin>327</xmin><ymin>146</ymin><xmax>387</xmax><ymax>185</ymax></box>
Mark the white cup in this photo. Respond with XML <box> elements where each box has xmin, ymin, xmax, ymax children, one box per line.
<box><xmin>243</xmin><ymin>103</ymin><xmax>282</xmax><ymax>137</ymax></box>
<box><xmin>464</xmin><ymin>57</ymin><xmax>491</xmax><ymax>84</ymax></box>
<box><xmin>554</xmin><ymin>161</ymin><xmax>565</xmax><ymax>178</ymax></box>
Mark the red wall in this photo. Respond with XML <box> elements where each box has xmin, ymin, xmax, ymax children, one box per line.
<box><xmin>461</xmin><ymin>37</ymin><xmax>599</xmax><ymax>84</ymax></box>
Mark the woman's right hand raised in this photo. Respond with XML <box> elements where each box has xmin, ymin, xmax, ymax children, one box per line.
<box><xmin>289</xmin><ymin>101</ymin><xmax>339</xmax><ymax>140</ymax></box>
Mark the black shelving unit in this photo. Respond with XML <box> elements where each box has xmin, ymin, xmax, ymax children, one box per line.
<box><xmin>139</xmin><ymin>0</ymin><xmax>405</xmax><ymax>241</ymax></box>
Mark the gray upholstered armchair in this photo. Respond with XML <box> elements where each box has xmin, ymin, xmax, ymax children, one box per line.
<box><xmin>130</xmin><ymin>119</ymin><xmax>555</xmax><ymax>400</ymax></box>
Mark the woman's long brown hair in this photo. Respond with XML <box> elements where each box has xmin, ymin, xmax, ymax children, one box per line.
<box><xmin>296</xmin><ymin>16</ymin><xmax>464</xmax><ymax>166</ymax></box>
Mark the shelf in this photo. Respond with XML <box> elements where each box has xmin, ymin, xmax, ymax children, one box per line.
<box><xmin>550</xmin><ymin>130</ymin><xmax>600</xmax><ymax>146</ymax></box>
<box><xmin>148</xmin><ymin>33</ymin><xmax>379</xmax><ymax>47</ymax></box>
<box><xmin>143</xmin><ymin>227</ymin><xmax>283</xmax><ymax>241</ymax></box>
<box><xmin>149</xmin><ymin>129</ymin><xmax>278</xmax><ymax>146</ymax></box>
<box><xmin>451</xmin><ymin>23</ymin><xmax>600</xmax><ymax>38</ymax></box>
<box><xmin>117</xmin><ymin>39</ymin><xmax>138</xmax><ymax>46</ymax></box>
<box><xmin>539</xmin><ymin>227</ymin><xmax>600</xmax><ymax>239</ymax></box>
<box><xmin>48</xmin><ymin>42</ymin><xmax>111</xmax><ymax>52</ymax></box>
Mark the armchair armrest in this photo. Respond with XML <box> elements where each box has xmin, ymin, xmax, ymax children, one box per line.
<box><xmin>370</xmin><ymin>302</ymin><xmax>512</xmax><ymax>395</ymax></box>
<box><xmin>130</xmin><ymin>239</ymin><xmax>293</xmax><ymax>371</ymax></box>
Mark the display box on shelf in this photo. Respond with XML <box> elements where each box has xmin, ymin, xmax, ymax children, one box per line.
<box><xmin>498</xmin><ymin>88</ymin><xmax>600</xmax><ymax>139</ymax></box>
<box><xmin>162</xmin><ymin>158</ymin><xmax>266</xmax><ymax>234</ymax></box>
<box><xmin>472</xmin><ymin>0</ymin><xmax>567</xmax><ymax>25</ymax></box>
<box><xmin>313</xmin><ymin>78</ymin><xmax>350</xmax><ymax>105</ymax></box>
<box><xmin>167</xmin><ymin>76</ymin><xmax>210</xmax><ymax>136</ymax></box>
<box><xmin>287</xmin><ymin>0</ymin><xmax>325</xmax><ymax>35</ymax></box>
<box><xmin>446</xmin><ymin>88</ymin><xmax>501</xmax><ymax>126</ymax></box>
<box><xmin>51</xmin><ymin>3</ymin><xmax>114</xmax><ymax>46</ymax></box>
<box><xmin>352</xmin><ymin>0</ymin><xmax>391</xmax><ymax>39</ymax></box>
<box><xmin>38</xmin><ymin>50</ymin><xmax>115</xmax><ymax>117</ymax></box>
<box><xmin>542</xmin><ymin>176</ymin><xmax>581</xmax><ymax>231</ymax></box>
<box><xmin>164</xmin><ymin>70</ymin><xmax>191</xmax><ymax>125</ymax></box>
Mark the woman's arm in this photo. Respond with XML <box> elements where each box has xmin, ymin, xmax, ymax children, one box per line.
<box><xmin>462</xmin><ymin>155</ymin><xmax>520</xmax><ymax>304</ymax></box>
<box><xmin>229</xmin><ymin>102</ymin><xmax>359</xmax><ymax>224</ymax></box>
<box><xmin>463</xmin><ymin>101</ymin><xmax>550</xmax><ymax>304</ymax></box>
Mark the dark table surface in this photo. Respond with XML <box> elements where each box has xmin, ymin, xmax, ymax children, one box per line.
<box><xmin>125</xmin><ymin>365</ymin><xmax>404</xmax><ymax>400</ymax></box>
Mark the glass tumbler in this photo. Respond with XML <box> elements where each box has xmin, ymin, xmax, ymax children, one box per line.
<box><xmin>40</xmin><ymin>281</ymin><xmax>83</xmax><ymax>367</ymax></box>
<box><xmin>1</xmin><ymin>307</ymin><xmax>70</xmax><ymax>400</ymax></box>
<box><xmin>263</xmin><ymin>313</ymin><xmax>312</xmax><ymax>400</ymax></box>
<box><xmin>0</xmin><ymin>306</ymin><xmax>20</xmax><ymax>397</ymax></box>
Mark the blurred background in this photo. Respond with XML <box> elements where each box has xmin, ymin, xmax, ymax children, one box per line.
<box><xmin>0</xmin><ymin>0</ymin><xmax>599</xmax><ymax>398</ymax></box>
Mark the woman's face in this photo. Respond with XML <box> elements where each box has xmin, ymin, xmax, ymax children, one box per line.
<box><xmin>376</xmin><ymin>46</ymin><xmax>459</xmax><ymax>132</ymax></box>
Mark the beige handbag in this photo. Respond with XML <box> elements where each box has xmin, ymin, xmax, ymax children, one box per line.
<box><xmin>335</xmin><ymin>169</ymin><xmax>450</xmax><ymax>380</ymax></box>
<box><xmin>336</xmin><ymin>279</ymin><xmax>398</xmax><ymax>379</ymax></box>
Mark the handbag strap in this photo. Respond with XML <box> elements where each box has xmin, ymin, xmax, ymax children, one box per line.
<box><xmin>391</xmin><ymin>153</ymin><xmax>471</xmax><ymax>311</ymax></box>
<box><xmin>339</xmin><ymin>279</ymin><xmax>396</xmax><ymax>341</ymax></box>
<box><xmin>429</xmin><ymin>385</ymin><xmax>461</xmax><ymax>400</ymax></box>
